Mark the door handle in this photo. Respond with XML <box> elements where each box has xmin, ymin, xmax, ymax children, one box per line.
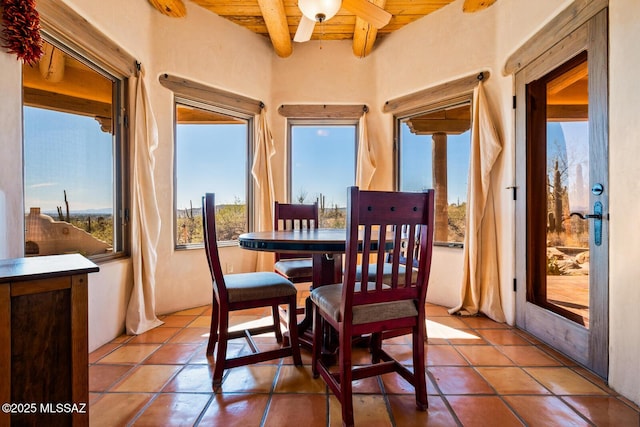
<box><xmin>569</xmin><ymin>212</ymin><xmax>602</xmax><ymax>220</ymax></box>
<box><xmin>569</xmin><ymin>201</ymin><xmax>603</xmax><ymax>246</ymax></box>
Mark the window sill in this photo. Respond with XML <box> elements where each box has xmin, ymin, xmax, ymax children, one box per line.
<box><xmin>434</xmin><ymin>242</ymin><xmax>464</xmax><ymax>249</ymax></box>
<box><xmin>175</xmin><ymin>240</ymin><xmax>239</xmax><ymax>251</ymax></box>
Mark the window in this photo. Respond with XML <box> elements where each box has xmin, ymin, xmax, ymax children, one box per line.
<box><xmin>397</xmin><ymin>103</ymin><xmax>471</xmax><ymax>244</ymax></box>
<box><xmin>23</xmin><ymin>39</ymin><xmax>127</xmax><ymax>259</ymax></box>
<box><xmin>175</xmin><ymin>100</ymin><xmax>252</xmax><ymax>247</ymax></box>
<box><xmin>289</xmin><ymin>122</ymin><xmax>357</xmax><ymax>228</ymax></box>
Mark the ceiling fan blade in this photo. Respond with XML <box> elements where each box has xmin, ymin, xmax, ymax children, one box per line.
<box><xmin>342</xmin><ymin>0</ymin><xmax>391</xmax><ymax>29</ymax></box>
<box><xmin>294</xmin><ymin>16</ymin><xmax>316</xmax><ymax>42</ymax></box>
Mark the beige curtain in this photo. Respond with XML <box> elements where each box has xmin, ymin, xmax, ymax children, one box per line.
<box><xmin>251</xmin><ymin>108</ymin><xmax>276</xmax><ymax>271</ymax></box>
<box><xmin>126</xmin><ymin>65</ymin><xmax>164</xmax><ymax>334</ymax></box>
<box><xmin>449</xmin><ymin>81</ymin><xmax>506</xmax><ymax>322</ymax></box>
<box><xmin>356</xmin><ymin>111</ymin><xmax>376</xmax><ymax>190</ymax></box>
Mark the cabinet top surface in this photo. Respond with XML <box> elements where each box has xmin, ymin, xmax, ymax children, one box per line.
<box><xmin>0</xmin><ymin>254</ymin><xmax>99</xmax><ymax>283</ymax></box>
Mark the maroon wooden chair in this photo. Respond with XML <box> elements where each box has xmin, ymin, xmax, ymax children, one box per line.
<box><xmin>354</xmin><ymin>226</ymin><xmax>420</xmax><ymax>284</ymax></box>
<box><xmin>311</xmin><ymin>187</ymin><xmax>435</xmax><ymax>427</ymax></box>
<box><xmin>356</xmin><ymin>226</ymin><xmax>424</xmax><ymax>341</ymax></box>
<box><xmin>203</xmin><ymin>193</ymin><xmax>302</xmax><ymax>388</ymax></box>
<box><xmin>273</xmin><ymin>201</ymin><xmax>319</xmax><ymax>283</ymax></box>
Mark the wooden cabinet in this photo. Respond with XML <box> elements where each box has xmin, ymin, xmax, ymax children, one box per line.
<box><xmin>0</xmin><ymin>254</ymin><xmax>98</xmax><ymax>426</ymax></box>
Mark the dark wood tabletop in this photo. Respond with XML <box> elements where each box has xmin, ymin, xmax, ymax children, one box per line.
<box><xmin>238</xmin><ymin>228</ymin><xmax>392</xmax><ymax>255</ymax></box>
<box><xmin>238</xmin><ymin>228</ymin><xmax>349</xmax><ymax>254</ymax></box>
<box><xmin>0</xmin><ymin>253</ymin><xmax>99</xmax><ymax>283</ymax></box>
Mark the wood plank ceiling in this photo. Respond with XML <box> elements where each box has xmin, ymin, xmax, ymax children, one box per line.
<box><xmin>148</xmin><ymin>0</ymin><xmax>497</xmax><ymax>58</ymax></box>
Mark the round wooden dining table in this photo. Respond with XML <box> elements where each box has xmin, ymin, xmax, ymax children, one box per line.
<box><xmin>239</xmin><ymin>229</ymin><xmax>348</xmax><ymax>349</ymax></box>
<box><xmin>239</xmin><ymin>228</ymin><xmax>392</xmax><ymax>351</ymax></box>
<box><xmin>239</xmin><ymin>228</ymin><xmax>371</xmax><ymax>284</ymax></box>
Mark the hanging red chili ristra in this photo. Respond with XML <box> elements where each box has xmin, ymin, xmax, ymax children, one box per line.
<box><xmin>1</xmin><ymin>0</ymin><xmax>43</xmax><ymax>65</ymax></box>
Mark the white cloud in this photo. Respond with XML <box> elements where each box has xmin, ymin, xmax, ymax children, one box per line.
<box><xmin>30</xmin><ymin>182</ymin><xmax>58</xmax><ymax>189</ymax></box>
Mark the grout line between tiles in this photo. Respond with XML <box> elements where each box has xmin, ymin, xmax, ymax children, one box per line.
<box><xmin>125</xmin><ymin>392</ymin><xmax>160</xmax><ymax>427</ymax></box>
<box><xmin>192</xmin><ymin>394</ymin><xmax>216</xmax><ymax>427</ymax></box>
<box><xmin>426</xmin><ymin>368</ymin><xmax>464</xmax><ymax>427</ymax></box>
<box><xmin>258</xmin><ymin>357</ymin><xmax>283</xmax><ymax>427</ymax></box>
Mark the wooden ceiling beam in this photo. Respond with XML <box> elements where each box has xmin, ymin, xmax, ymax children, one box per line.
<box><xmin>147</xmin><ymin>0</ymin><xmax>186</xmax><ymax>17</ymax></box>
<box><xmin>176</xmin><ymin>105</ymin><xmax>245</xmax><ymax>124</ymax></box>
<box><xmin>407</xmin><ymin>118</ymin><xmax>470</xmax><ymax>134</ymax></box>
<box><xmin>23</xmin><ymin>63</ymin><xmax>112</xmax><ymax>104</ymax></box>
<box><xmin>547</xmin><ymin>104</ymin><xmax>588</xmax><ymax>121</ymax></box>
<box><xmin>38</xmin><ymin>44</ymin><xmax>65</xmax><ymax>83</ymax></box>
<box><xmin>191</xmin><ymin>0</ymin><xmax>458</xmax><ymax>56</ymax></box>
<box><xmin>256</xmin><ymin>0</ymin><xmax>292</xmax><ymax>58</ymax></box>
<box><xmin>343</xmin><ymin>0</ymin><xmax>391</xmax><ymax>29</ymax></box>
<box><xmin>462</xmin><ymin>0</ymin><xmax>497</xmax><ymax>13</ymax></box>
<box><xmin>547</xmin><ymin>61</ymin><xmax>588</xmax><ymax>95</ymax></box>
<box><xmin>352</xmin><ymin>0</ymin><xmax>386</xmax><ymax>58</ymax></box>
<box><xmin>23</xmin><ymin>87</ymin><xmax>112</xmax><ymax>119</ymax></box>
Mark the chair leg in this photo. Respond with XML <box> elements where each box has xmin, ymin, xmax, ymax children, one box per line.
<box><xmin>272</xmin><ymin>304</ymin><xmax>283</xmax><ymax>343</ymax></box>
<box><xmin>288</xmin><ymin>296</ymin><xmax>302</xmax><ymax>366</ymax></box>
<box><xmin>206</xmin><ymin>298</ymin><xmax>220</xmax><ymax>356</ymax></box>
<box><xmin>311</xmin><ymin>305</ymin><xmax>321</xmax><ymax>378</ymax></box>
<box><xmin>370</xmin><ymin>332</ymin><xmax>382</xmax><ymax>363</ymax></box>
<box><xmin>412</xmin><ymin>323</ymin><xmax>428</xmax><ymax>411</ymax></box>
<box><xmin>340</xmin><ymin>329</ymin><xmax>355</xmax><ymax>427</ymax></box>
<box><xmin>213</xmin><ymin>310</ymin><xmax>229</xmax><ymax>388</ymax></box>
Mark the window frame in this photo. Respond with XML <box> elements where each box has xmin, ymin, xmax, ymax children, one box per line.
<box><xmin>27</xmin><ymin>0</ymin><xmax>137</xmax><ymax>261</ymax></box>
<box><xmin>22</xmin><ymin>32</ymin><xmax>130</xmax><ymax>261</ymax></box>
<box><xmin>173</xmin><ymin>97</ymin><xmax>255</xmax><ymax>250</ymax></box>
<box><xmin>286</xmin><ymin>118</ymin><xmax>359</xmax><ymax>207</ymax></box>
<box><xmin>394</xmin><ymin>96</ymin><xmax>474</xmax><ymax>248</ymax></box>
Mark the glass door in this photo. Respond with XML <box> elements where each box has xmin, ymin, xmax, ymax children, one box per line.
<box><xmin>515</xmin><ymin>11</ymin><xmax>608</xmax><ymax>378</ymax></box>
<box><xmin>533</xmin><ymin>53</ymin><xmax>591</xmax><ymax>327</ymax></box>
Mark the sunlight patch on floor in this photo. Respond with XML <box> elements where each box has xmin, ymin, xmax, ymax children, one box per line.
<box><xmin>228</xmin><ymin>315</ymin><xmax>278</xmax><ymax>337</ymax></box>
<box><xmin>426</xmin><ymin>319</ymin><xmax>481</xmax><ymax>341</ymax></box>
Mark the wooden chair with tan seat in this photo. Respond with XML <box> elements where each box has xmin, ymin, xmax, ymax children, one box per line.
<box><xmin>202</xmin><ymin>193</ymin><xmax>302</xmax><ymax>388</ymax></box>
<box><xmin>355</xmin><ymin>226</ymin><xmax>423</xmax><ymax>341</ymax></box>
<box><xmin>354</xmin><ymin>225</ymin><xmax>420</xmax><ymax>285</ymax></box>
<box><xmin>311</xmin><ymin>187</ymin><xmax>435</xmax><ymax>427</ymax></box>
<box><xmin>273</xmin><ymin>201</ymin><xmax>318</xmax><ymax>283</ymax></box>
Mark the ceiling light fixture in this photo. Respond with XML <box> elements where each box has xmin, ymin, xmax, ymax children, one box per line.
<box><xmin>298</xmin><ymin>0</ymin><xmax>341</xmax><ymax>23</ymax></box>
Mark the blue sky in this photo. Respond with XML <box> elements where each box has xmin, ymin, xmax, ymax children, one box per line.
<box><xmin>24</xmin><ymin>107</ymin><xmax>113</xmax><ymax>213</ymax></box>
<box><xmin>291</xmin><ymin>125</ymin><xmax>356</xmax><ymax>208</ymax></box>
<box><xmin>176</xmin><ymin>123</ymin><xmax>248</xmax><ymax>209</ymax></box>
<box><xmin>178</xmin><ymin>123</ymin><xmax>357</xmax><ymax>210</ymax></box>
<box><xmin>400</xmin><ymin>124</ymin><xmax>470</xmax><ymax>205</ymax></box>
<box><xmin>24</xmin><ymin>109</ymin><xmax>509</xmax><ymax>214</ymax></box>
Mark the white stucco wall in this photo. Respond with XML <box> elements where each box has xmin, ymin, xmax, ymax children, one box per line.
<box><xmin>608</xmin><ymin>0</ymin><xmax>640</xmax><ymax>407</ymax></box>
<box><xmin>0</xmin><ymin>0</ymin><xmax>274</xmax><ymax>350</ymax></box>
<box><xmin>38</xmin><ymin>0</ymin><xmax>154</xmax><ymax>352</ymax></box>
<box><xmin>270</xmin><ymin>40</ymin><xmax>380</xmax><ymax>201</ymax></box>
<box><xmin>374</xmin><ymin>0</ymin><xmax>576</xmax><ymax>325</ymax></box>
<box><xmin>0</xmin><ymin>51</ymin><xmax>23</xmax><ymax>260</ymax></box>
<box><xmin>0</xmin><ymin>0</ymin><xmax>638</xmax><ymax>406</ymax></box>
<box><xmin>374</xmin><ymin>0</ymin><xmax>506</xmax><ymax>318</ymax></box>
<box><xmin>148</xmin><ymin>2</ymin><xmax>275</xmax><ymax>315</ymax></box>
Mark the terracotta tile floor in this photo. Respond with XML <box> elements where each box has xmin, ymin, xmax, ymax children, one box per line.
<box><xmin>89</xmin><ymin>302</ymin><xmax>640</xmax><ymax>426</ymax></box>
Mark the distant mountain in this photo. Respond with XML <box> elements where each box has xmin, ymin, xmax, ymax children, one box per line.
<box><xmin>177</xmin><ymin>204</ymin><xmax>243</xmax><ymax>218</ymax></box>
<box><xmin>177</xmin><ymin>207</ymin><xmax>203</xmax><ymax>218</ymax></box>
<box><xmin>41</xmin><ymin>208</ymin><xmax>113</xmax><ymax>216</ymax></box>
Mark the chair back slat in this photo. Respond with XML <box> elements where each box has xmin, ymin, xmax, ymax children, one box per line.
<box><xmin>203</xmin><ymin>193</ymin><xmax>228</xmax><ymax>302</ymax></box>
<box><xmin>273</xmin><ymin>201</ymin><xmax>319</xmax><ymax>261</ymax></box>
<box><xmin>341</xmin><ymin>187</ymin><xmax>435</xmax><ymax>317</ymax></box>
<box><xmin>360</xmin><ymin>225</ymin><xmax>372</xmax><ymax>288</ymax></box>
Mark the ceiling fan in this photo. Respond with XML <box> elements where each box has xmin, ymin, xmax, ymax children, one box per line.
<box><xmin>294</xmin><ymin>0</ymin><xmax>392</xmax><ymax>43</ymax></box>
